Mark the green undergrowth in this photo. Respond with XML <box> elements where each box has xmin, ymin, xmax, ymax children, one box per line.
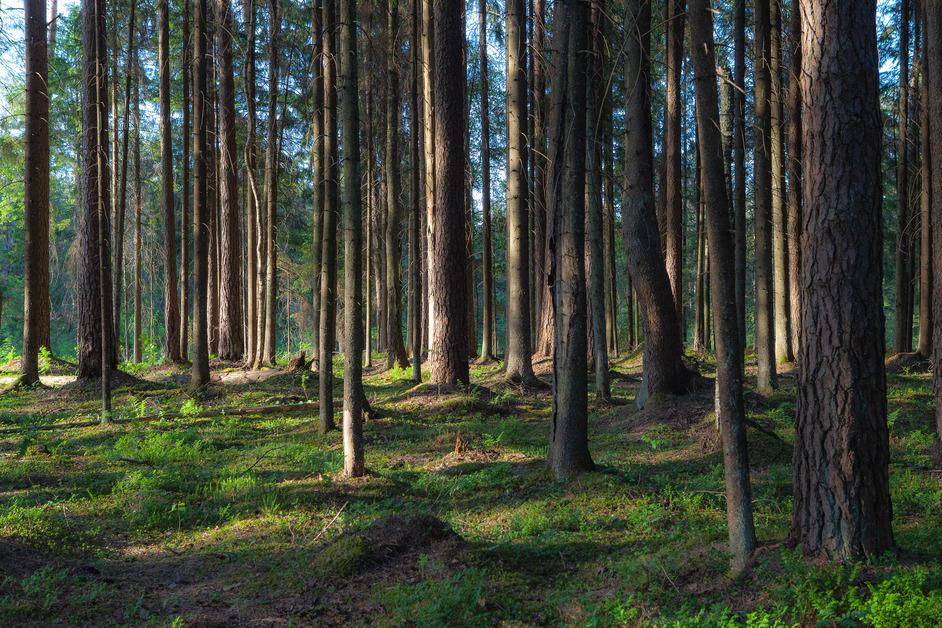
<box><xmin>0</xmin><ymin>356</ymin><xmax>939</xmax><ymax>625</ymax></box>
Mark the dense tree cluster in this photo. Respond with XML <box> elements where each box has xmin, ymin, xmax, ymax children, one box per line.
<box><xmin>6</xmin><ymin>0</ymin><xmax>941</xmax><ymax>571</ymax></box>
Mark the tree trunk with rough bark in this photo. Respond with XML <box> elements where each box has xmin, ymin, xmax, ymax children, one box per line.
<box><xmin>478</xmin><ymin>0</ymin><xmax>495</xmax><ymax>363</ymax></box>
<box><xmin>215</xmin><ymin>0</ymin><xmax>243</xmax><ymax>362</ymax></box>
<box><xmin>319</xmin><ymin>0</ymin><xmax>339</xmax><ymax>432</ymax></box>
<box><xmin>505</xmin><ymin>0</ymin><xmax>538</xmax><ymax>383</ymax></box>
<box><xmin>340</xmin><ymin>0</ymin><xmax>365</xmax><ymax>477</ymax></box>
<box><xmin>927</xmin><ymin>0</ymin><xmax>942</xmax><ymax>466</ymax></box>
<box><xmin>429</xmin><ymin>0</ymin><xmax>469</xmax><ymax>387</ymax></box>
<box><xmin>547</xmin><ymin>0</ymin><xmax>593</xmax><ymax>480</ymax></box>
<box><xmin>78</xmin><ymin>0</ymin><xmax>116</xmax><ymax>385</ymax></box>
<box><xmin>22</xmin><ymin>0</ymin><xmax>51</xmax><ymax>385</ymax></box>
<box><xmin>791</xmin><ymin>0</ymin><xmax>894</xmax><ymax>558</ymax></box>
<box><xmin>261</xmin><ymin>0</ymin><xmax>280</xmax><ymax>366</ymax></box>
<box><xmin>621</xmin><ymin>0</ymin><xmax>699</xmax><ymax>409</ymax></box>
<box><xmin>158</xmin><ymin>0</ymin><xmax>181</xmax><ymax>363</ymax></box>
<box><xmin>771</xmin><ymin>0</ymin><xmax>792</xmax><ymax>364</ymax></box>
<box><xmin>754</xmin><ymin>0</ymin><xmax>777</xmax><ymax>392</ymax></box>
<box><xmin>787</xmin><ymin>0</ymin><xmax>802</xmax><ymax>354</ymax></box>
<box><xmin>385</xmin><ymin>0</ymin><xmax>410</xmax><ymax>370</ymax></box>
<box><xmin>191</xmin><ymin>0</ymin><xmax>211</xmax><ymax>388</ymax></box>
<box><xmin>896</xmin><ymin>0</ymin><xmax>914</xmax><ymax>355</ymax></box>
<box><xmin>688</xmin><ymin>0</ymin><xmax>757</xmax><ymax>575</ymax></box>
<box><xmin>664</xmin><ymin>0</ymin><xmax>686</xmax><ymax>336</ymax></box>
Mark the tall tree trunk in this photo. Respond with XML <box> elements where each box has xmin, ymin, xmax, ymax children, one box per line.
<box><xmin>158</xmin><ymin>0</ymin><xmax>181</xmax><ymax>363</ymax></box>
<box><xmin>688</xmin><ymin>0</ymin><xmax>756</xmax><ymax>575</ymax></box>
<box><xmin>478</xmin><ymin>0</ymin><xmax>495</xmax><ymax>362</ymax></box>
<box><xmin>114</xmin><ymin>0</ymin><xmax>138</xmax><ymax>358</ymax></box>
<box><xmin>385</xmin><ymin>0</ymin><xmax>410</xmax><ymax>370</ymax></box>
<box><xmin>791</xmin><ymin>0</ymin><xmax>893</xmax><ymax>558</ymax></box>
<box><xmin>754</xmin><ymin>0</ymin><xmax>777</xmax><ymax>392</ymax></box>
<box><xmin>243</xmin><ymin>0</ymin><xmax>258</xmax><ymax>365</ymax></box>
<box><xmin>621</xmin><ymin>0</ymin><xmax>698</xmax><ymax>408</ymax></box>
<box><xmin>421</xmin><ymin>0</ymin><xmax>436</xmax><ymax>358</ymax></box>
<box><xmin>78</xmin><ymin>0</ymin><xmax>116</xmax><ymax>385</ymax></box>
<box><xmin>586</xmin><ymin>0</ymin><xmax>610</xmax><ymax>399</ymax></box>
<box><xmin>429</xmin><ymin>0</ymin><xmax>469</xmax><ymax>387</ymax></box>
<box><xmin>310</xmin><ymin>0</ymin><xmax>324</xmax><ymax>370</ymax></box>
<box><xmin>917</xmin><ymin>0</ymin><xmax>932</xmax><ymax>359</ymax></box>
<box><xmin>262</xmin><ymin>0</ymin><xmax>281</xmax><ymax>365</ymax></box>
<box><xmin>410</xmin><ymin>0</ymin><xmax>423</xmax><ymax>382</ymax></box>
<box><xmin>530</xmin><ymin>0</ymin><xmax>546</xmax><ymax>352</ymax></box>
<box><xmin>505</xmin><ymin>0</ymin><xmax>537</xmax><ymax>383</ymax></box>
<box><xmin>771</xmin><ymin>0</ymin><xmax>792</xmax><ymax>363</ymax></box>
<box><xmin>927</xmin><ymin>0</ymin><xmax>942</xmax><ymax>466</ymax></box>
<box><xmin>340</xmin><ymin>0</ymin><xmax>365</xmax><ymax>476</ymax></box>
<box><xmin>207</xmin><ymin>16</ymin><xmax>219</xmax><ymax>358</ymax></box>
<box><xmin>180</xmin><ymin>0</ymin><xmax>192</xmax><ymax>361</ymax></box>
<box><xmin>191</xmin><ymin>0</ymin><xmax>211</xmax><ymax>388</ymax></box>
<box><xmin>547</xmin><ymin>0</ymin><xmax>593</xmax><ymax>479</ymax></box>
<box><xmin>664</xmin><ymin>0</ymin><xmax>686</xmax><ymax>335</ymax></box>
<box><xmin>733</xmin><ymin>0</ymin><xmax>746</xmax><ymax>352</ymax></box>
<box><xmin>215</xmin><ymin>0</ymin><xmax>243</xmax><ymax>361</ymax></box>
<box><xmin>132</xmin><ymin>69</ymin><xmax>142</xmax><ymax>363</ymax></box>
<box><xmin>896</xmin><ymin>0</ymin><xmax>913</xmax><ymax>354</ymax></box>
<box><xmin>319</xmin><ymin>0</ymin><xmax>339</xmax><ymax>432</ymax></box>
<box><xmin>787</xmin><ymin>0</ymin><xmax>802</xmax><ymax>354</ymax></box>
<box><xmin>21</xmin><ymin>0</ymin><xmax>51</xmax><ymax>385</ymax></box>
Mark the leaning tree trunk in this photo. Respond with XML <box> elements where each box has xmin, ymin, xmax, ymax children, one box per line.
<box><xmin>319</xmin><ymin>0</ymin><xmax>339</xmax><ymax>432</ymax></box>
<box><xmin>478</xmin><ymin>0</ymin><xmax>495</xmax><ymax>363</ymax></box>
<box><xmin>384</xmin><ymin>0</ymin><xmax>410</xmax><ymax>370</ymax></box>
<box><xmin>505</xmin><ymin>0</ymin><xmax>538</xmax><ymax>383</ymax></box>
<box><xmin>791</xmin><ymin>0</ymin><xmax>894</xmax><ymax>559</ymax></box>
<box><xmin>21</xmin><ymin>0</ymin><xmax>51</xmax><ymax>385</ymax></box>
<box><xmin>547</xmin><ymin>0</ymin><xmax>593</xmax><ymax>480</ymax></box>
<box><xmin>261</xmin><ymin>0</ymin><xmax>281</xmax><ymax>366</ymax></box>
<box><xmin>927</xmin><ymin>0</ymin><xmax>942</xmax><ymax>466</ymax></box>
<box><xmin>754</xmin><ymin>0</ymin><xmax>777</xmax><ymax>392</ymax></box>
<box><xmin>340</xmin><ymin>0</ymin><xmax>365</xmax><ymax>476</ymax></box>
<box><xmin>429</xmin><ymin>0</ymin><xmax>469</xmax><ymax>387</ymax></box>
<box><xmin>621</xmin><ymin>0</ymin><xmax>698</xmax><ymax>409</ymax></box>
<box><xmin>190</xmin><ymin>0</ymin><xmax>211</xmax><ymax>388</ymax></box>
<box><xmin>158</xmin><ymin>0</ymin><xmax>181</xmax><ymax>363</ymax></box>
<box><xmin>688</xmin><ymin>0</ymin><xmax>757</xmax><ymax>575</ymax></box>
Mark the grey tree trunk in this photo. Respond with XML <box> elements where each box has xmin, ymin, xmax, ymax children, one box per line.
<box><xmin>190</xmin><ymin>0</ymin><xmax>211</xmax><ymax>389</ymax></box>
<box><xmin>688</xmin><ymin>0</ymin><xmax>757</xmax><ymax>575</ymax></box>
<box><xmin>547</xmin><ymin>0</ymin><xmax>593</xmax><ymax>480</ymax></box>
<box><xmin>340</xmin><ymin>0</ymin><xmax>365</xmax><ymax>477</ymax></box>
<box><xmin>754</xmin><ymin>0</ymin><xmax>777</xmax><ymax>392</ymax></box>
<box><xmin>505</xmin><ymin>0</ymin><xmax>538</xmax><ymax>384</ymax></box>
<box><xmin>771</xmin><ymin>0</ymin><xmax>792</xmax><ymax>364</ymax></box>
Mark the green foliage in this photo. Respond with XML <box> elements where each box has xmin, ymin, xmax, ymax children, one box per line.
<box><xmin>854</xmin><ymin>567</ymin><xmax>942</xmax><ymax>628</ymax></box>
<box><xmin>376</xmin><ymin>567</ymin><xmax>491</xmax><ymax>627</ymax></box>
<box><xmin>111</xmin><ymin>428</ymin><xmax>205</xmax><ymax>466</ymax></box>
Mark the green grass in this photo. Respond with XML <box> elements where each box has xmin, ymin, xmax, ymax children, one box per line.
<box><xmin>0</xmin><ymin>358</ymin><xmax>940</xmax><ymax>625</ymax></box>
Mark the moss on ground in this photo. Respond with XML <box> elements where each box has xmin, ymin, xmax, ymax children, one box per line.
<box><xmin>0</xmin><ymin>353</ymin><xmax>939</xmax><ymax>625</ymax></box>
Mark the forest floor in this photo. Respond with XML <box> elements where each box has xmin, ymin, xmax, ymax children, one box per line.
<box><xmin>0</xmin><ymin>350</ymin><xmax>940</xmax><ymax>626</ymax></box>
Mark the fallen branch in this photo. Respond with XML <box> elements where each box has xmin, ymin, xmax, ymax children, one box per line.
<box><xmin>310</xmin><ymin>501</ymin><xmax>348</xmax><ymax>544</ymax></box>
